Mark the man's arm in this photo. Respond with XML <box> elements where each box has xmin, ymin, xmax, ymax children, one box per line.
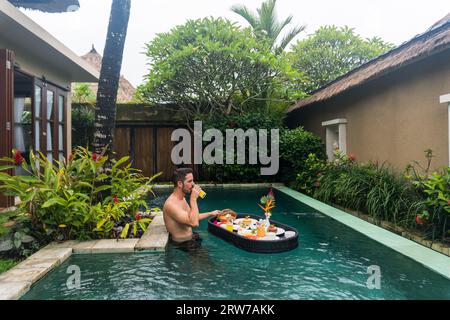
<box><xmin>199</xmin><ymin>210</ymin><xmax>221</xmax><ymax>221</ymax></box>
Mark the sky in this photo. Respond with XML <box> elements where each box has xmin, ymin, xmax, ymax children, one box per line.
<box><xmin>20</xmin><ymin>0</ymin><xmax>450</xmax><ymax>88</ymax></box>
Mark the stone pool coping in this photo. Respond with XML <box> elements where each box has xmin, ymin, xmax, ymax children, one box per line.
<box><xmin>275</xmin><ymin>186</ymin><xmax>450</xmax><ymax>281</ymax></box>
<box><xmin>0</xmin><ymin>213</ymin><xmax>169</xmax><ymax>300</ymax></box>
<box><xmin>153</xmin><ymin>182</ymin><xmax>284</xmax><ymax>190</ymax></box>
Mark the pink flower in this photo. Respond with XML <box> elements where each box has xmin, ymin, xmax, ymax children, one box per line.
<box><xmin>268</xmin><ymin>188</ymin><xmax>274</xmax><ymax>197</ymax></box>
<box><xmin>68</xmin><ymin>154</ymin><xmax>74</xmax><ymax>161</ymax></box>
<box><xmin>113</xmin><ymin>196</ymin><xmax>119</xmax><ymax>205</ymax></box>
<box><xmin>348</xmin><ymin>153</ymin><xmax>356</xmax><ymax>162</ymax></box>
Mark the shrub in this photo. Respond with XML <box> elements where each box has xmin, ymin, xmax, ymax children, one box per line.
<box><xmin>406</xmin><ymin>150</ymin><xmax>450</xmax><ymax>241</ymax></box>
<box><xmin>279</xmin><ymin>127</ymin><xmax>326</xmax><ymax>184</ymax></box>
<box><xmin>201</xmin><ymin>112</ymin><xmax>284</xmax><ymax>182</ymax></box>
<box><xmin>309</xmin><ymin>151</ymin><xmax>423</xmax><ymax>226</ymax></box>
<box><xmin>0</xmin><ymin>147</ymin><xmax>159</xmax><ymax>243</ymax></box>
<box><xmin>71</xmin><ymin>104</ymin><xmax>95</xmax><ymax>148</ymax></box>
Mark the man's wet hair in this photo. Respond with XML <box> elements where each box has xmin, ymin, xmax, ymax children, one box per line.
<box><xmin>173</xmin><ymin>167</ymin><xmax>193</xmax><ymax>187</ymax></box>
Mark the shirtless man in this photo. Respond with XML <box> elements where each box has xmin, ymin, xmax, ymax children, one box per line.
<box><xmin>163</xmin><ymin>168</ymin><xmax>220</xmax><ymax>245</ymax></box>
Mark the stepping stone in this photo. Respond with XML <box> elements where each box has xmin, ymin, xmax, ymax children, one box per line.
<box><xmin>135</xmin><ymin>215</ymin><xmax>169</xmax><ymax>252</ymax></box>
<box><xmin>0</xmin><ymin>281</ymin><xmax>30</xmax><ymax>300</ymax></box>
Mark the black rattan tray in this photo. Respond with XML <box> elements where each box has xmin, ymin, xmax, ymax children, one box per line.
<box><xmin>207</xmin><ymin>214</ymin><xmax>299</xmax><ymax>253</ymax></box>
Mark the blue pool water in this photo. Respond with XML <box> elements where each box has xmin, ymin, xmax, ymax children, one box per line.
<box><xmin>21</xmin><ymin>188</ymin><xmax>450</xmax><ymax>300</ymax></box>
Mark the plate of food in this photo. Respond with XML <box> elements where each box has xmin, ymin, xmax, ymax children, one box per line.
<box><xmin>234</xmin><ymin>216</ymin><xmax>257</xmax><ymax>226</ymax></box>
<box><xmin>266</xmin><ymin>225</ymin><xmax>285</xmax><ymax>236</ymax></box>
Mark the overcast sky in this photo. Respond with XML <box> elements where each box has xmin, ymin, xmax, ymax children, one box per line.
<box><xmin>20</xmin><ymin>0</ymin><xmax>450</xmax><ymax>87</ymax></box>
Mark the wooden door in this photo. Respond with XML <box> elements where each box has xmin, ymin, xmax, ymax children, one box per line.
<box><xmin>113</xmin><ymin>127</ymin><xmax>131</xmax><ymax>160</ymax></box>
<box><xmin>0</xmin><ymin>50</ymin><xmax>15</xmax><ymax>208</ymax></box>
<box><xmin>156</xmin><ymin>127</ymin><xmax>176</xmax><ymax>181</ymax></box>
<box><xmin>134</xmin><ymin>127</ymin><xmax>154</xmax><ymax>178</ymax></box>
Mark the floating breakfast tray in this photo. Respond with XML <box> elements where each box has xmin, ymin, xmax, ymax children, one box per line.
<box><xmin>207</xmin><ymin>214</ymin><xmax>299</xmax><ymax>253</ymax></box>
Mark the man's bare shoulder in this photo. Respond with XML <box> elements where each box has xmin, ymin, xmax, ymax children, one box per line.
<box><xmin>163</xmin><ymin>194</ymin><xmax>183</xmax><ymax>216</ymax></box>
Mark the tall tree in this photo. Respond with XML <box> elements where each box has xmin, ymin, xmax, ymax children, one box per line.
<box><xmin>136</xmin><ymin>18</ymin><xmax>303</xmax><ymax>130</ymax></box>
<box><xmin>93</xmin><ymin>0</ymin><xmax>131</xmax><ymax>161</ymax></box>
<box><xmin>289</xmin><ymin>25</ymin><xmax>395</xmax><ymax>93</ymax></box>
<box><xmin>231</xmin><ymin>0</ymin><xmax>305</xmax><ymax>53</ymax></box>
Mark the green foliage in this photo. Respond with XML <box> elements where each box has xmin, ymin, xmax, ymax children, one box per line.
<box><xmin>0</xmin><ymin>259</ymin><xmax>18</xmax><ymax>274</ymax></box>
<box><xmin>71</xmin><ymin>104</ymin><xmax>95</xmax><ymax>148</ymax></box>
<box><xmin>294</xmin><ymin>153</ymin><xmax>327</xmax><ymax>195</ymax></box>
<box><xmin>279</xmin><ymin>127</ymin><xmax>326</xmax><ymax>183</ymax></box>
<box><xmin>72</xmin><ymin>83</ymin><xmax>96</xmax><ymax>104</ymax></box>
<box><xmin>230</xmin><ymin>0</ymin><xmax>305</xmax><ymax>53</ymax></box>
<box><xmin>289</xmin><ymin>25</ymin><xmax>395</xmax><ymax>92</ymax></box>
<box><xmin>0</xmin><ymin>147</ymin><xmax>159</xmax><ymax>242</ymax></box>
<box><xmin>301</xmin><ymin>151</ymin><xmax>424</xmax><ymax>227</ymax></box>
<box><xmin>201</xmin><ymin>111</ymin><xmax>284</xmax><ymax>182</ymax></box>
<box><xmin>405</xmin><ymin>150</ymin><xmax>450</xmax><ymax>241</ymax></box>
<box><xmin>136</xmin><ymin>17</ymin><xmax>305</xmax><ymax>126</ymax></box>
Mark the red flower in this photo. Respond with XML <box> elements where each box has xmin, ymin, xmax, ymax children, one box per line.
<box><xmin>92</xmin><ymin>153</ymin><xmax>98</xmax><ymax>161</ymax></box>
<box><xmin>135</xmin><ymin>214</ymin><xmax>142</xmax><ymax>221</ymax></box>
<box><xmin>348</xmin><ymin>153</ymin><xmax>356</xmax><ymax>162</ymax></box>
<box><xmin>14</xmin><ymin>150</ymin><xmax>24</xmax><ymax>166</ymax></box>
<box><xmin>68</xmin><ymin>154</ymin><xmax>73</xmax><ymax>161</ymax></box>
<box><xmin>268</xmin><ymin>188</ymin><xmax>274</xmax><ymax>197</ymax></box>
<box><xmin>415</xmin><ymin>215</ymin><xmax>424</xmax><ymax>226</ymax></box>
<box><xmin>113</xmin><ymin>196</ymin><xmax>119</xmax><ymax>205</ymax></box>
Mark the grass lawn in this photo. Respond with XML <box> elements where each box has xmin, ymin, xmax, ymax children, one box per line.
<box><xmin>0</xmin><ymin>258</ymin><xmax>19</xmax><ymax>274</ymax></box>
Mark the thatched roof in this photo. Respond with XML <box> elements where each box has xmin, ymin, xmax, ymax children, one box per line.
<box><xmin>78</xmin><ymin>45</ymin><xmax>136</xmax><ymax>103</ymax></box>
<box><xmin>287</xmin><ymin>13</ymin><xmax>450</xmax><ymax>114</ymax></box>
<box><xmin>8</xmin><ymin>0</ymin><xmax>79</xmax><ymax>13</ymax></box>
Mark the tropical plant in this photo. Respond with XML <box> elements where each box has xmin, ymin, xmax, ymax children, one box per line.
<box><xmin>279</xmin><ymin>126</ymin><xmax>326</xmax><ymax>183</ymax></box>
<box><xmin>201</xmin><ymin>111</ymin><xmax>285</xmax><ymax>182</ymax></box>
<box><xmin>71</xmin><ymin>104</ymin><xmax>95</xmax><ymax>148</ymax></box>
<box><xmin>231</xmin><ymin>0</ymin><xmax>305</xmax><ymax>53</ymax></box>
<box><xmin>309</xmin><ymin>150</ymin><xmax>423</xmax><ymax>226</ymax></box>
<box><xmin>0</xmin><ymin>147</ymin><xmax>159</xmax><ymax>241</ymax></box>
<box><xmin>289</xmin><ymin>25</ymin><xmax>394</xmax><ymax>92</ymax></box>
<box><xmin>405</xmin><ymin>150</ymin><xmax>450</xmax><ymax>241</ymax></box>
<box><xmin>72</xmin><ymin>83</ymin><xmax>96</xmax><ymax>104</ymax></box>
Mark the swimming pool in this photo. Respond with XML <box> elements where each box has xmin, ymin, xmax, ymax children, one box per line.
<box><xmin>21</xmin><ymin>188</ymin><xmax>450</xmax><ymax>300</ymax></box>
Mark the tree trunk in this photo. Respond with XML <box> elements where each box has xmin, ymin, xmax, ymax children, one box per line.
<box><xmin>93</xmin><ymin>0</ymin><xmax>131</xmax><ymax>164</ymax></box>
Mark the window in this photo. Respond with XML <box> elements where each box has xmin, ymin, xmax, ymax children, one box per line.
<box><xmin>322</xmin><ymin>119</ymin><xmax>347</xmax><ymax>160</ymax></box>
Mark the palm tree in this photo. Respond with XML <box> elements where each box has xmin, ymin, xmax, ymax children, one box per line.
<box><xmin>92</xmin><ymin>0</ymin><xmax>131</xmax><ymax>163</ymax></box>
<box><xmin>231</xmin><ymin>0</ymin><xmax>305</xmax><ymax>53</ymax></box>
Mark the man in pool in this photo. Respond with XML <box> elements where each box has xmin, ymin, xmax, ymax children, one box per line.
<box><xmin>163</xmin><ymin>168</ymin><xmax>221</xmax><ymax>251</ymax></box>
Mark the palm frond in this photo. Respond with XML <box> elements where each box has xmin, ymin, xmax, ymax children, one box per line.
<box><xmin>278</xmin><ymin>25</ymin><xmax>306</xmax><ymax>51</ymax></box>
<box><xmin>230</xmin><ymin>4</ymin><xmax>259</xmax><ymax>30</ymax></box>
